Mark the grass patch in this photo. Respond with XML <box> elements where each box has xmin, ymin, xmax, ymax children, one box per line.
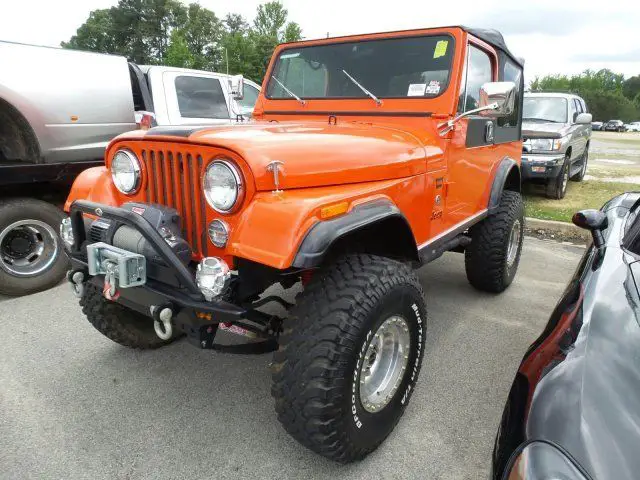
<box><xmin>524</xmin><ymin>180</ymin><xmax>638</xmax><ymax>222</ymax></box>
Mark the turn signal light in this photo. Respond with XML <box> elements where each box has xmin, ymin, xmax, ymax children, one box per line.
<box><xmin>320</xmin><ymin>202</ymin><xmax>349</xmax><ymax>219</ymax></box>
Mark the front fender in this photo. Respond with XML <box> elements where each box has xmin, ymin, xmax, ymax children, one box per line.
<box><xmin>64</xmin><ymin>166</ymin><xmax>119</xmax><ymax>212</ymax></box>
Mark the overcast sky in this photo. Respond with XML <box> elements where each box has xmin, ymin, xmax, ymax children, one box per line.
<box><xmin>2</xmin><ymin>0</ymin><xmax>639</xmax><ymax>83</ymax></box>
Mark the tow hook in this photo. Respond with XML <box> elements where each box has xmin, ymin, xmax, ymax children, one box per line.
<box><xmin>151</xmin><ymin>304</ymin><xmax>174</xmax><ymax>340</ymax></box>
<box><xmin>67</xmin><ymin>270</ymin><xmax>86</xmax><ymax>298</ymax></box>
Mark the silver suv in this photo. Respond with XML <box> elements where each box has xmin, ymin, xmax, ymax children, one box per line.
<box><xmin>521</xmin><ymin>92</ymin><xmax>592</xmax><ymax>199</ymax></box>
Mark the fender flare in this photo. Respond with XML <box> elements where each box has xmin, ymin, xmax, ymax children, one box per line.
<box><xmin>291</xmin><ymin>199</ymin><xmax>417</xmax><ymax>269</ymax></box>
<box><xmin>488</xmin><ymin>157</ymin><xmax>521</xmax><ymax>213</ymax></box>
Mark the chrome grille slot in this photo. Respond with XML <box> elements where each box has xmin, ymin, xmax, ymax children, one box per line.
<box><xmin>143</xmin><ymin>148</ymin><xmax>206</xmax><ymax>257</ymax></box>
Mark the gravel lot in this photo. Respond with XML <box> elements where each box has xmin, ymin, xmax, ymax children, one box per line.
<box><xmin>0</xmin><ymin>237</ymin><xmax>583</xmax><ymax>480</ymax></box>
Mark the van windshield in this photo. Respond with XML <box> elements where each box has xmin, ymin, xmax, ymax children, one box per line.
<box><xmin>523</xmin><ymin>97</ymin><xmax>568</xmax><ymax>123</ymax></box>
<box><xmin>266</xmin><ymin>35</ymin><xmax>454</xmax><ymax>101</ymax></box>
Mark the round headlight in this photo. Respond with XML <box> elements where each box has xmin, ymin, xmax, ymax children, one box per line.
<box><xmin>208</xmin><ymin>220</ymin><xmax>229</xmax><ymax>248</ymax></box>
<box><xmin>203</xmin><ymin>160</ymin><xmax>243</xmax><ymax>213</ymax></box>
<box><xmin>111</xmin><ymin>149</ymin><xmax>141</xmax><ymax>194</ymax></box>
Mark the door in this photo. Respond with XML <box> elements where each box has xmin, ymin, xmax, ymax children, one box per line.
<box><xmin>161</xmin><ymin>70</ymin><xmax>232</xmax><ymax>126</ymax></box>
<box><xmin>444</xmin><ymin>43</ymin><xmax>497</xmax><ymax>227</ymax></box>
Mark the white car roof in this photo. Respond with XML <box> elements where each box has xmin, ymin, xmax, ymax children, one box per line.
<box><xmin>525</xmin><ymin>92</ymin><xmax>583</xmax><ymax>101</ymax></box>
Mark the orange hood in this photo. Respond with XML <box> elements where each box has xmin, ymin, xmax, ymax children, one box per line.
<box><xmin>178</xmin><ymin>121</ymin><xmax>441</xmax><ymax>191</ymax></box>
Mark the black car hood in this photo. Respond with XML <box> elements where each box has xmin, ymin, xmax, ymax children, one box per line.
<box><xmin>522</xmin><ymin>121</ymin><xmax>570</xmax><ymax>139</ymax></box>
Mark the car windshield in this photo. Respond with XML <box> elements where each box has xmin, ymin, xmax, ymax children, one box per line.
<box><xmin>523</xmin><ymin>97</ymin><xmax>568</xmax><ymax>123</ymax></box>
<box><xmin>265</xmin><ymin>35</ymin><xmax>454</xmax><ymax>101</ymax></box>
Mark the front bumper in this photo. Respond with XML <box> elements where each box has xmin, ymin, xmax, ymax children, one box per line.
<box><xmin>521</xmin><ymin>153</ymin><xmax>565</xmax><ymax>180</ymax></box>
<box><xmin>67</xmin><ymin>200</ymin><xmax>269</xmax><ymax>348</ymax></box>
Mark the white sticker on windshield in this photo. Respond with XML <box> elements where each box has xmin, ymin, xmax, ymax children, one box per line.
<box><xmin>280</xmin><ymin>52</ymin><xmax>301</xmax><ymax>59</ymax></box>
<box><xmin>407</xmin><ymin>83</ymin><xmax>426</xmax><ymax>96</ymax></box>
<box><xmin>425</xmin><ymin>80</ymin><xmax>441</xmax><ymax>95</ymax></box>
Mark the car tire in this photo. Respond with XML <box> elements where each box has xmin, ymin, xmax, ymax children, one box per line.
<box><xmin>545</xmin><ymin>157</ymin><xmax>570</xmax><ymax>199</ymax></box>
<box><xmin>571</xmin><ymin>145</ymin><xmax>588</xmax><ymax>182</ymax></box>
<box><xmin>0</xmin><ymin>198</ymin><xmax>70</xmax><ymax>296</ymax></box>
<box><xmin>465</xmin><ymin>190</ymin><xmax>524</xmax><ymax>293</ymax></box>
<box><xmin>80</xmin><ymin>282</ymin><xmax>180</xmax><ymax>349</ymax></box>
<box><xmin>271</xmin><ymin>254</ymin><xmax>426</xmax><ymax>463</ymax></box>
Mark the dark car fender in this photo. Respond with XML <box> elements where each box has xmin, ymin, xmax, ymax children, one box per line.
<box><xmin>488</xmin><ymin>157</ymin><xmax>521</xmax><ymax>213</ymax></box>
<box><xmin>291</xmin><ymin>199</ymin><xmax>419</xmax><ymax>269</ymax></box>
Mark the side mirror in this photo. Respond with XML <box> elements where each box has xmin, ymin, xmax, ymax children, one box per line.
<box><xmin>478</xmin><ymin>81</ymin><xmax>517</xmax><ymax>117</ymax></box>
<box><xmin>572</xmin><ymin>209</ymin><xmax>608</xmax><ymax>248</ymax></box>
<box><xmin>576</xmin><ymin>113</ymin><xmax>592</xmax><ymax>125</ymax></box>
<box><xmin>230</xmin><ymin>74</ymin><xmax>244</xmax><ymax>100</ymax></box>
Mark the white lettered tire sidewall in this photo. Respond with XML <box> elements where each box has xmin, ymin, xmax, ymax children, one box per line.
<box><xmin>346</xmin><ymin>286</ymin><xmax>426</xmax><ymax>449</ymax></box>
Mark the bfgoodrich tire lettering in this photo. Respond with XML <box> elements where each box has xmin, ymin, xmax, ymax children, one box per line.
<box><xmin>465</xmin><ymin>190</ymin><xmax>524</xmax><ymax>293</ymax></box>
<box><xmin>271</xmin><ymin>254</ymin><xmax>427</xmax><ymax>463</ymax></box>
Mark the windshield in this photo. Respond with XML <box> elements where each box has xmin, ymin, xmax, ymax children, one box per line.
<box><xmin>266</xmin><ymin>35</ymin><xmax>454</xmax><ymax>101</ymax></box>
<box><xmin>523</xmin><ymin>97</ymin><xmax>568</xmax><ymax>123</ymax></box>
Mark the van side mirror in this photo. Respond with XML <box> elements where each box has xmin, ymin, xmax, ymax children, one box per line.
<box><xmin>478</xmin><ymin>81</ymin><xmax>517</xmax><ymax>117</ymax></box>
<box><xmin>230</xmin><ymin>74</ymin><xmax>244</xmax><ymax>100</ymax></box>
<box><xmin>572</xmin><ymin>209</ymin><xmax>608</xmax><ymax>248</ymax></box>
<box><xmin>576</xmin><ymin>113</ymin><xmax>592</xmax><ymax>125</ymax></box>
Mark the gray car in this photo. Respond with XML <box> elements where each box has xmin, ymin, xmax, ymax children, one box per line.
<box><xmin>521</xmin><ymin>92</ymin><xmax>592</xmax><ymax>199</ymax></box>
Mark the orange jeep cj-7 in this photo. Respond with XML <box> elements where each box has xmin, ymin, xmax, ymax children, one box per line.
<box><xmin>62</xmin><ymin>26</ymin><xmax>525</xmax><ymax>462</ymax></box>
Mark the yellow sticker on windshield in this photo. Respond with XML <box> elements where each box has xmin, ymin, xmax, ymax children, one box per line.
<box><xmin>434</xmin><ymin>40</ymin><xmax>448</xmax><ymax>59</ymax></box>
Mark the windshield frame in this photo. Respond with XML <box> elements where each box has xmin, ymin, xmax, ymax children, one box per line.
<box><xmin>264</xmin><ymin>33</ymin><xmax>456</xmax><ymax>102</ymax></box>
<box><xmin>523</xmin><ymin>96</ymin><xmax>569</xmax><ymax>123</ymax></box>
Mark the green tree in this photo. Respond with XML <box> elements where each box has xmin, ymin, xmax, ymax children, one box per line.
<box><xmin>179</xmin><ymin>3</ymin><xmax>224</xmax><ymax>70</ymax></box>
<box><xmin>623</xmin><ymin>75</ymin><xmax>640</xmax><ymax>101</ymax></box>
<box><xmin>165</xmin><ymin>30</ymin><xmax>194</xmax><ymax>68</ymax></box>
<box><xmin>62</xmin><ymin>9</ymin><xmax>118</xmax><ymax>53</ymax></box>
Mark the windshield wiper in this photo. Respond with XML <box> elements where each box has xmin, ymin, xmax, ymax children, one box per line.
<box><xmin>523</xmin><ymin>117</ymin><xmax>560</xmax><ymax>123</ymax></box>
<box><xmin>341</xmin><ymin>70</ymin><xmax>382</xmax><ymax>106</ymax></box>
<box><xmin>272</xmin><ymin>76</ymin><xmax>306</xmax><ymax>105</ymax></box>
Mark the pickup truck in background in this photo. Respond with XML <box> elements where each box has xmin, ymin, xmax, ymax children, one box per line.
<box><xmin>0</xmin><ymin>40</ymin><xmax>260</xmax><ymax>296</ymax></box>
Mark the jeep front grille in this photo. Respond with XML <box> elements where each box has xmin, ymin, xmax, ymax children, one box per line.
<box><xmin>140</xmin><ymin>149</ymin><xmax>208</xmax><ymax>258</ymax></box>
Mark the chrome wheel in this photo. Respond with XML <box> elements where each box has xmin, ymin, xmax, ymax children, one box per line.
<box><xmin>0</xmin><ymin>219</ymin><xmax>59</xmax><ymax>277</ymax></box>
<box><xmin>506</xmin><ymin>219</ymin><xmax>521</xmax><ymax>268</ymax></box>
<box><xmin>359</xmin><ymin>315</ymin><xmax>411</xmax><ymax>413</ymax></box>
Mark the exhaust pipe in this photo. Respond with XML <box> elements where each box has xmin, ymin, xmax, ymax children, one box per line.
<box><xmin>151</xmin><ymin>306</ymin><xmax>174</xmax><ymax>340</ymax></box>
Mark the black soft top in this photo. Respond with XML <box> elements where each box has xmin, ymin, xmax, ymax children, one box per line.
<box><xmin>462</xmin><ymin>27</ymin><xmax>523</xmax><ymax>68</ymax></box>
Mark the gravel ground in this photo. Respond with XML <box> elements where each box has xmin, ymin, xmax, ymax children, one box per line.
<box><xmin>0</xmin><ymin>237</ymin><xmax>584</xmax><ymax>480</ymax></box>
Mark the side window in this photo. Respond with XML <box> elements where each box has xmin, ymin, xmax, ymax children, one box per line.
<box><xmin>498</xmin><ymin>59</ymin><xmax>522</xmax><ymax>128</ymax></box>
<box><xmin>175</xmin><ymin>76</ymin><xmax>230</xmax><ymax>119</ymax></box>
<box><xmin>237</xmin><ymin>84</ymin><xmax>260</xmax><ymax>110</ymax></box>
<box><xmin>459</xmin><ymin>45</ymin><xmax>493</xmax><ymax>113</ymax></box>
<box><xmin>581</xmin><ymin>99</ymin><xmax>588</xmax><ymax>113</ymax></box>
<box><xmin>569</xmin><ymin>98</ymin><xmax>578</xmax><ymax>123</ymax></box>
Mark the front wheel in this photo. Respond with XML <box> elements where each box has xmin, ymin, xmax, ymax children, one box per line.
<box><xmin>465</xmin><ymin>190</ymin><xmax>524</xmax><ymax>293</ymax></box>
<box><xmin>271</xmin><ymin>254</ymin><xmax>426</xmax><ymax>463</ymax></box>
<box><xmin>546</xmin><ymin>157</ymin><xmax>570</xmax><ymax>199</ymax></box>
<box><xmin>0</xmin><ymin>198</ymin><xmax>69</xmax><ymax>296</ymax></box>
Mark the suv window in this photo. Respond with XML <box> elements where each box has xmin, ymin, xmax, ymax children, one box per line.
<box><xmin>266</xmin><ymin>34</ymin><xmax>454</xmax><ymax>100</ymax></box>
<box><xmin>569</xmin><ymin>98</ymin><xmax>578</xmax><ymax>122</ymax></box>
<box><xmin>459</xmin><ymin>45</ymin><xmax>492</xmax><ymax>112</ymax></box>
<box><xmin>237</xmin><ymin>83</ymin><xmax>260</xmax><ymax>110</ymax></box>
<box><xmin>175</xmin><ymin>76</ymin><xmax>230</xmax><ymax>119</ymax></box>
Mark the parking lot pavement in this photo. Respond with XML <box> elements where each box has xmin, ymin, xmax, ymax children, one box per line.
<box><xmin>0</xmin><ymin>237</ymin><xmax>584</xmax><ymax>480</ymax></box>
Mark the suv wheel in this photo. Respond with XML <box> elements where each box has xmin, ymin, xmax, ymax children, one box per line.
<box><xmin>571</xmin><ymin>145</ymin><xmax>588</xmax><ymax>182</ymax></box>
<box><xmin>80</xmin><ymin>283</ymin><xmax>180</xmax><ymax>349</ymax></box>
<box><xmin>0</xmin><ymin>198</ymin><xmax>70</xmax><ymax>296</ymax></box>
<box><xmin>271</xmin><ymin>254</ymin><xmax>426</xmax><ymax>463</ymax></box>
<box><xmin>465</xmin><ymin>190</ymin><xmax>524</xmax><ymax>293</ymax></box>
<box><xmin>546</xmin><ymin>156</ymin><xmax>570</xmax><ymax>199</ymax></box>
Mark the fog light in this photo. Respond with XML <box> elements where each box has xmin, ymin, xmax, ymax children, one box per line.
<box><xmin>60</xmin><ymin>217</ymin><xmax>74</xmax><ymax>248</ymax></box>
<box><xmin>208</xmin><ymin>220</ymin><xmax>229</xmax><ymax>248</ymax></box>
<box><xmin>196</xmin><ymin>257</ymin><xmax>231</xmax><ymax>301</ymax></box>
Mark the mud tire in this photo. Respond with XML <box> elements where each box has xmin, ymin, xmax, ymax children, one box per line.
<box><xmin>271</xmin><ymin>254</ymin><xmax>427</xmax><ymax>463</ymax></box>
<box><xmin>465</xmin><ymin>190</ymin><xmax>524</xmax><ymax>293</ymax></box>
<box><xmin>80</xmin><ymin>282</ymin><xmax>179</xmax><ymax>349</ymax></box>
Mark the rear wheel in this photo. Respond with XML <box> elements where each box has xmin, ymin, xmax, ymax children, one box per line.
<box><xmin>465</xmin><ymin>190</ymin><xmax>524</xmax><ymax>293</ymax></box>
<box><xmin>80</xmin><ymin>283</ymin><xmax>179</xmax><ymax>349</ymax></box>
<box><xmin>546</xmin><ymin>157</ymin><xmax>570</xmax><ymax>199</ymax></box>
<box><xmin>0</xmin><ymin>198</ymin><xmax>69</xmax><ymax>296</ymax></box>
<box><xmin>271</xmin><ymin>254</ymin><xmax>426</xmax><ymax>463</ymax></box>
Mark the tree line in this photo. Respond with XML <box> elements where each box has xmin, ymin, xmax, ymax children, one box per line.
<box><xmin>530</xmin><ymin>70</ymin><xmax>640</xmax><ymax>122</ymax></box>
<box><xmin>61</xmin><ymin>0</ymin><xmax>302</xmax><ymax>83</ymax></box>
